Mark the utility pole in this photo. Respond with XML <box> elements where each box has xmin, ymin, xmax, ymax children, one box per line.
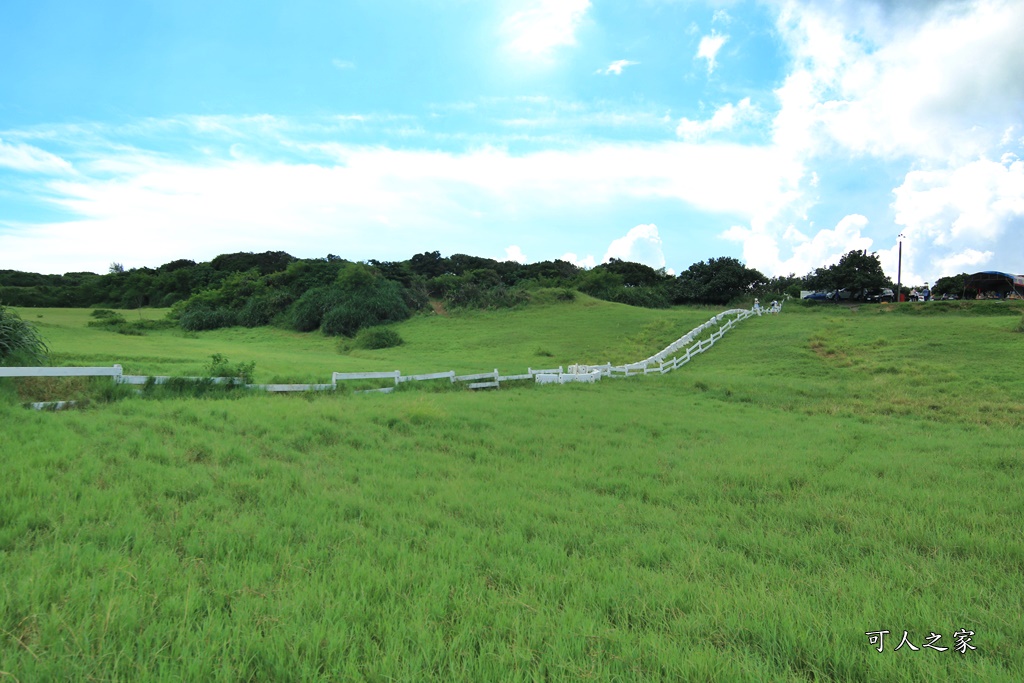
<box><xmin>896</xmin><ymin>234</ymin><xmax>904</xmax><ymax>302</ymax></box>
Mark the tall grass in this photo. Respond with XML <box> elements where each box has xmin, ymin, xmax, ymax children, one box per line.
<box><xmin>2</xmin><ymin>301</ymin><xmax>1022</xmax><ymax>680</ymax></box>
<box><xmin>0</xmin><ymin>304</ymin><xmax>49</xmax><ymax>365</ymax></box>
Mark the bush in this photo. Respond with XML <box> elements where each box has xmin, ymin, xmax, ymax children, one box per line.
<box><xmin>179</xmin><ymin>307</ymin><xmax>238</xmax><ymax>331</ymax></box>
<box><xmin>0</xmin><ymin>304</ymin><xmax>49</xmax><ymax>366</ymax></box>
<box><xmin>442</xmin><ymin>279</ymin><xmax>531</xmax><ymax>310</ymax></box>
<box><xmin>90</xmin><ymin>308</ymin><xmax>120</xmax><ymax>319</ymax></box>
<box><xmin>88</xmin><ymin>312</ymin><xmax>128</xmax><ymax>328</ymax></box>
<box><xmin>238</xmin><ymin>293</ymin><xmax>292</xmax><ymax>328</ymax></box>
<box><xmin>289</xmin><ymin>286</ymin><xmax>343</xmax><ymax>332</ymax></box>
<box><xmin>319</xmin><ymin>279</ymin><xmax>410</xmax><ymax>337</ymax></box>
<box><xmin>529</xmin><ymin>288</ymin><xmax>577</xmax><ymax>305</ymax></box>
<box><xmin>609</xmin><ymin>286</ymin><xmax>670</xmax><ymax>309</ymax></box>
<box><xmin>353</xmin><ymin>327</ymin><xmax>404</xmax><ymax>350</ymax></box>
<box><xmin>87</xmin><ymin>312</ymin><xmax>175</xmax><ymax>336</ymax></box>
<box><xmin>205</xmin><ymin>354</ymin><xmax>256</xmax><ymax>383</ymax></box>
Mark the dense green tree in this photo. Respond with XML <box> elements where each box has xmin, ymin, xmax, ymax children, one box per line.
<box><xmin>803</xmin><ymin>250</ymin><xmax>890</xmax><ymax>300</ymax></box>
<box><xmin>447</xmin><ymin>253</ymin><xmax>498</xmax><ymax>276</ymax></box>
<box><xmin>269</xmin><ymin>258</ymin><xmax>348</xmax><ymax>297</ymax></box>
<box><xmin>367</xmin><ymin>259</ymin><xmax>414</xmax><ymax>287</ymax></box>
<box><xmin>803</xmin><ymin>266</ymin><xmax>837</xmax><ymax>293</ymax></box>
<box><xmin>829</xmin><ymin>250</ymin><xmax>889</xmax><ymax>293</ymax></box>
<box><xmin>672</xmin><ymin>257</ymin><xmax>767</xmax><ymax>305</ymax></box>
<box><xmin>210</xmin><ymin>251</ymin><xmax>295</xmax><ymax>275</ymax></box>
<box><xmin>515</xmin><ymin>259</ymin><xmax>580</xmax><ymax>285</ymax></box>
<box><xmin>757</xmin><ymin>274</ymin><xmax>802</xmax><ymax>299</ymax></box>
<box><xmin>576</xmin><ymin>268</ymin><xmax>625</xmax><ymax>298</ymax></box>
<box><xmin>933</xmin><ymin>273</ymin><xmax>969</xmax><ymax>299</ymax></box>
<box><xmin>319</xmin><ymin>263</ymin><xmax>411</xmax><ymax>336</ymax></box>
<box><xmin>408</xmin><ymin>251</ymin><xmax>447</xmax><ymax>279</ymax></box>
<box><xmin>158</xmin><ymin>259</ymin><xmax>197</xmax><ymax>273</ymax></box>
<box><xmin>597</xmin><ymin>259</ymin><xmax>672</xmax><ymax>288</ymax></box>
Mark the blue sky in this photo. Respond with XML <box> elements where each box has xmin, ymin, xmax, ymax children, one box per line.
<box><xmin>2</xmin><ymin>0</ymin><xmax>1022</xmax><ymax>285</ymax></box>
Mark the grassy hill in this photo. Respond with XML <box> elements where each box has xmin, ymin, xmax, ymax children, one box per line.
<box><xmin>14</xmin><ymin>294</ymin><xmax>726</xmax><ymax>381</ymax></box>
<box><xmin>2</xmin><ymin>300</ymin><xmax>1023</xmax><ymax>681</ymax></box>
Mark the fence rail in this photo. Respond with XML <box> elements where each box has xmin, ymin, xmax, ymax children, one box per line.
<box><xmin>6</xmin><ymin>302</ymin><xmax>781</xmax><ymax>406</ymax></box>
<box><xmin>0</xmin><ymin>365</ymin><xmax>122</xmax><ymax>378</ymax></box>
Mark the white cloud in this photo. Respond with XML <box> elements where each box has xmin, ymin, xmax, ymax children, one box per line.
<box><xmin>603</xmin><ymin>224</ymin><xmax>666</xmax><ymax>269</ymax></box>
<box><xmin>0</xmin><ymin>138</ymin><xmax>73</xmax><ymax>174</ymax></box>
<box><xmin>561</xmin><ymin>252</ymin><xmax>597</xmax><ymax>269</ymax></box>
<box><xmin>0</xmin><ymin>122</ymin><xmax>808</xmax><ymax>273</ymax></box>
<box><xmin>502</xmin><ymin>245</ymin><xmax>527</xmax><ymax>262</ymax></box>
<box><xmin>596</xmin><ymin>59</ymin><xmax>638</xmax><ymax>76</ymax></box>
<box><xmin>676</xmin><ymin>97</ymin><xmax>760</xmax><ymax>141</ymax></box>
<box><xmin>725</xmin><ymin>149</ymin><xmax>1024</xmax><ymax>282</ymax></box>
<box><xmin>773</xmin><ymin>0</ymin><xmax>1024</xmax><ymax>163</ymax></box>
<box><xmin>934</xmin><ymin>248</ymin><xmax>993</xmax><ymax>273</ymax></box>
<box><xmin>332</xmin><ymin>59</ymin><xmax>355</xmax><ymax>70</ymax></box>
<box><xmin>723</xmin><ymin>214</ymin><xmax>874</xmax><ymax>278</ymax></box>
<box><xmin>750</xmin><ymin>0</ymin><xmax>1024</xmax><ymax>282</ymax></box>
<box><xmin>696</xmin><ymin>32</ymin><xmax>728</xmax><ymax>75</ymax></box>
<box><xmin>891</xmin><ymin>156</ymin><xmax>1024</xmax><ymax>278</ymax></box>
<box><xmin>503</xmin><ymin>0</ymin><xmax>591</xmax><ymax>59</ymax></box>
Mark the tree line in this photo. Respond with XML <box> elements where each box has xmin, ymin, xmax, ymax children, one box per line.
<box><xmin>1</xmin><ymin>248</ymin><xmax>947</xmax><ymax>338</ymax></box>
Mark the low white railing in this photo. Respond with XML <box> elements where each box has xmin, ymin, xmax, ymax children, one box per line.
<box><xmin>0</xmin><ymin>365</ymin><xmax>123</xmax><ymax>378</ymax></box>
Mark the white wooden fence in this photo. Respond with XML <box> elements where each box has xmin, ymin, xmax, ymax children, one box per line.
<box><xmin>0</xmin><ymin>365</ymin><xmax>124</xmax><ymax>378</ymax></box>
<box><xmin>4</xmin><ymin>302</ymin><xmax>781</xmax><ymax>407</ymax></box>
<box><xmin>532</xmin><ymin>301</ymin><xmax>782</xmax><ymax>385</ymax></box>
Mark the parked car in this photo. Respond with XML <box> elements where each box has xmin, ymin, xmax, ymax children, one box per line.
<box><xmin>802</xmin><ymin>291</ymin><xmax>832</xmax><ymax>301</ymax></box>
<box><xmin>863</xmin><ymin>288</ymin><xmax>894</xmax><ymax>303</ymax></box>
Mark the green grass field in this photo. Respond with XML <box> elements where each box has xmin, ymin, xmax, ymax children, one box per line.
<box><xmin>18</xmin><ymin>296</ymin><xmax>722</xmax><ymax>382</ymax></box>
<box><xmin>2</xmin><ymin>300</ymin><xmax>1023</xmax><ymax>681</ymax></box>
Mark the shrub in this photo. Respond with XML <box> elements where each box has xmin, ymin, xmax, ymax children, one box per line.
<box><xmin>609</xmin><ymin>285</ymin><xmax>670</xmax><ymax>309</ymax></box>
<box><xmin>529</xmin><ymin>288</ymin><xmax>577</xmax><ymax>305</ymax></box>
<box><xmin>443</xmin><ymin>279</ymin><xmax>531</xmax><ymax>310</ymax></box>
<box><xmin>88</xmin><ymin>312</ymin><xmax>128</xmax><ymax>328</ymax></box>
<box><xmin>90</xmin><ymin>308</ymin><xmax>120</xmax><ymax>319</ymax></box>
<box><xmin>353</xmin><ymin>327</ymin><xmax>404</xmax><ymax>350</ymax></box>
<box><xmin>319</xmin><ymin>279</ymin><xmax>410</xmax><ymax>337</ymax></box>
<box><xmin>0</xmin><ymin>304</ymin><xmax>49</xmax><ymax>366</ymax></box>
<box><xmin>205</xmin><ymin>354</ymin><xmax>256</xmax><ymax>383</ymax></box>
<box><xmin>289</xmin><ymin>286</ymin><xmax>343</xmax><ymax>332</ymax></box>
<box><xmin>179</xmin><ymin>307</ymin><xmax>238</xmax><ymax>331</ymax></box>
<box><xmin>238</xmin><ymin>293</ymin><xmax>292</xmax><ymax>328</ymax></box>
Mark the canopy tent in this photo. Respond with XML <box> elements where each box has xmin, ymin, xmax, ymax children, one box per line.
<box><xmin>964</xmin><ymin>271</ymin><xmax>1024</xmax><ymax>299</ymax></box>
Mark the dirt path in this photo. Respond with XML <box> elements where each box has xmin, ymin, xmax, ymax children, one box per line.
<box><xmin>430</xmin><ymin>300</ymin><xmax>449</xmax><ymax>317</ymax></box>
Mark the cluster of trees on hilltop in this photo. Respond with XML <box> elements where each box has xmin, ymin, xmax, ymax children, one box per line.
<box><xmin>1</xmin><ymin>247</ymin><xmax>908</xmax><ymax>337</ymax></box>
<box><xmin>0</xmin><ymin>251</ymin><xmax>297</xmax><ymax>309</ymax></box>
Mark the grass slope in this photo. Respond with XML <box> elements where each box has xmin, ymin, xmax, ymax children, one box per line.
<box><xmin>17</xmin><ymin>296</ymin><xmax>720</xmax><ymax>381</ymax></box>
<box><xmin>2</xmin><ymin>301</ymin><xmax>1023</xmax><ymax>681</ymax></box>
